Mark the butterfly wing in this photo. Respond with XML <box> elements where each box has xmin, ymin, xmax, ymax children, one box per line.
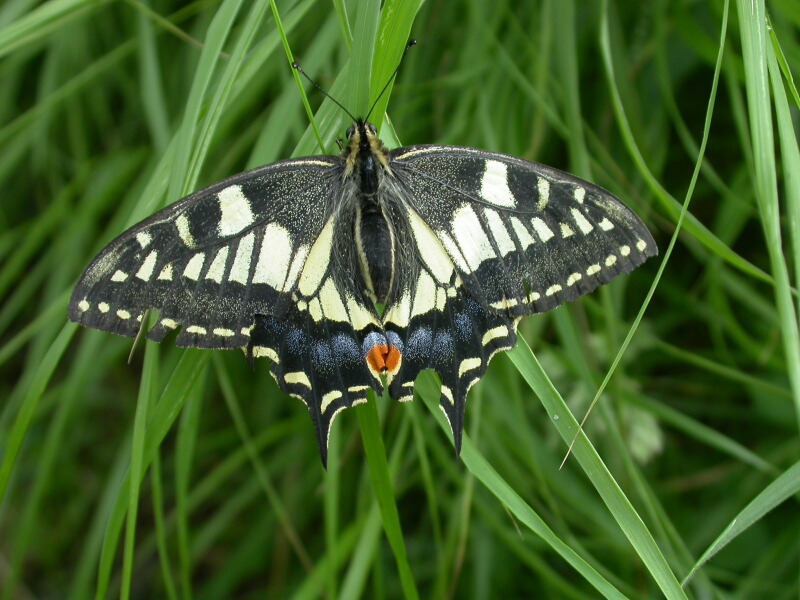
<box><xmin>381</xmin><ymin>145</ymin><xmax>657</xmax><ymax>450</ymax></box>
<box><xmin>69</xmin><ymin>157</ymin><xmax>386</xmax><ymax>465</ymax></box>
<box><xmin>389</xmin><ymin>145</ymin><xmax>657</xmax><ymax>315</ymax></box>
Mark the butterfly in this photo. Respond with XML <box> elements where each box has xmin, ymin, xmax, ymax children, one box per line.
<box><xmin>69</xmin><ymin>65</ymin><xmax>657</xmax><ymax>466</ymax></box>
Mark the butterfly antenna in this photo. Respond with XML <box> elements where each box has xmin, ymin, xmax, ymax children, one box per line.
<box><xmin>292</xmin><ymin>61</ymin><xmax>358</xmax><ymax>122</ymax></box>
<box><xmin>365</xmin><ymin>39</ymin><xmax>417</xmax><ymax>122</ymax></box>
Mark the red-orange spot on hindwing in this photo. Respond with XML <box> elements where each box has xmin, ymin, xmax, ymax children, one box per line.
<box><xmin>384</xmin><ymin>345</ymin><xmax>401</xmax><ymax>374</ymax></box>
<box><xmin>366</xmin><ymin>343</ymin><xmax>403</xmax><ymax>376</ymax></box>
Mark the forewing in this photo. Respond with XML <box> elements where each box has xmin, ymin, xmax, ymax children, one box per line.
<box><xmin>69</xmin><ymin>156</ymin><xmax>342</xmax><ymax>349</ymax></box>
<box><xmin>388</xmin><ymin>145</ymin><xmax>657</xmax><ymax>316</ymax></box>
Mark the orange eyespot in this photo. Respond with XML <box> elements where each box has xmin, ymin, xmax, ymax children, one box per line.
<box><xmin>366</xmin><ymin>344</ymin><xmax>402</xmax><ymax>376</ymax></box>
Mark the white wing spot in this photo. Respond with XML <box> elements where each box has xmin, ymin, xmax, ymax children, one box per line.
<box><xmin>527</xmin><ymin>291</ymin><xmax>540</xmax><ymax>302</ymax></box>
<box><xmin>111</xmin><ymin>270</ymin><xmax>128</xmax><ymax>282</ymax></box>
<box><xmin>441</xmin><ymin>385</ymin><xmax>455</xmax><ymax>405</ymax></box>
<box><xmin>78</xmin><ymin>299</ymin><xmax>90</xmax><ymax>311</ymax></box>
<box><xmin>545</xmin><ymin>284</ymin><xmax>562</xmax><ymax>297</ymax></box>
<box><xmin>510</xmin><ymin>216</ymin><xmax>535</xmax><ymax>249</ymax></box>
<box><xmin>531</xmin><ymin>217</ymin><xmax>554</xmax><ymax>242</ymax></box>
<box><xmin>206</xmin><ymin>247</ymin><xmax>229</xmax><ymax>283</ymax></box>
<box><xmin>98</xmin><ymin>302</ymin><xmax>110</xmax><ymax>313</ymax></box>
<box><xmin>284</xmin><ymin>244</ymin><xmax>309</xmax><ymax>291</ymax></box>
<box><xmin>186</xmin><ymin>326</ymin><xmax>207</xmax><ymax>335</ymax></box>
<box><xmin>438</xmin><ymin>231</ymin><xmax>470</xmax><ymax>273</ymax></box>
<box><xmin>407</xmin><ymin>209</ymin><xmax>455</xmax><ymax>283</ymax></box>
<box><xmin>636</xmin><ymin>239</ymin><xmax>648</xmax><ymax>252</ymax></box>
<box><xmin>560</xmin><ymin>223</ymin><xmax>575</xmax><ymax>238</ymax></box>
<box><xmin>308</xmin><ymin>298</ymin><xmax>323</xmax><ymax>322</ymax></box>
<box><xmin>412</xmin><ymin>272</ymin><xmax>437</xmax><ymax>317</ymax></box>
<box><xmin>157</xmin><ymin>264</ymin><xmax>174</xmax><ymax>281</ymax></box>
<box><xmin>574</xmin><ymin>187</ymin><xmax>586</xmax><ymax>203</ymax></box>
<box><xmin>620</xmin><ymin>245</ymin><xmax>631</xmax><ymax>256</ymax></box>
<box><xmin>480</xmin><ymin>160</ymin><xmax>516</xmax><ymax>207</ymax></box>
<box><xmin>490</xmin><ymin>298</ymin><xmax>519</xmax><ymax>310</ymax></box>
<box><xmin>319</xmin><ymin>279</ymin><xmax>349</xmax><ymax>322</ymax></box>
<box><xmin>482</xmin><ymin>326</ymin><xmax>508</xmax><ymax>346</ymax></box>
<box><xmin>385</xmin><ymin>288</ymin><xmax>412</xmax><ymax>328</ymax></box>
<box><xmin>567</xmin><ymin>273</ymin><xmax>582</xmax><ymax>286</ymax></box>
<box><xmin>605</xmin><ymin>255</ymin><xmax>617</xmax><ymax>267</ymax></box>
<box><xmin>571</xmin><ymin>208</ymin><xmax>594</xmax><ymax>234</ymax></box>
<box><xmin>161</xmin><ymin>318</ymin><xmax>178</xmax><ymax>329</ymax></box>
<box><xmin>217</xmin><ymin>185</ymin><xmax>254</xmax><ymax>236</ymax></box>
<box><xmin>321</xmin><ymin>390</ymin><xmax>343</xmax><ymax>414</ymax></box>
<box><xmin>253</xmin><ymin>223</ymin><xmax>293</xmax><ymax>288</ymax></box>
<box><xmin>183</xmin><ymin>253</ymin><xmax>205</xmax><ymax>280</ymax></box>
<box><xmin>176</xmin><ymin>215</ymin><xmax>194</xmax><ymax>247</ymax></box>
<box><xmin>116</xmin><ymin>309</ymin><xmax>131</xmax><ymax>319</ymax></box>
<box><xmin>213</xmin><ymin>328</ymin><xmax>235</xmax><ymax>337</ymax></box>
<box><xmin>587</xmin><ymin>264</ymin><xmax>601</xmax><ymax>275</ymax></box>
<box><xmin>347</xmin><ymin>294</ymin><xmax>379</xmax><ymax>331</ymax></box>
<box><xmin>536</xmin><ymin>177</ymin><xmax>550</xmax><ymax>210</ymax></box>
<box><xmin>435</xmin><ymin>287</ymin><xmax>447</xmax><ymax>311</ymax></box>
<box><xmin>458</xmin><ymin>357</ymin><xmax>482</xmax><ymax>377</ymax></box>
<box><xmin>253</xmin><ymin>346</ymin><xmax>279</xmax><ymax>362</ymax></box>
<box><xmin>484</xmin><ymin>209</ymin><xmax>516</xmax><ymax>256</ymax></box>
<box><xmin>136</xmin><ymin>251</ymin><xmax>158</xmax><ymax>281</ymax></box>
<box><xmin>298</xmin><ymin>220</ymin><xmax>334</xmax><ymax>296</ymax></box>
<box><xmin>229</xmin><ymin>232</ymin><xmax>254</xmax><ymax>284</ymax></box>
<box><xmin>348</xmin><ymin>385</ymin><xmax>370</xmax><ymax>393</ymax></box>
<box><xmin>599</xmin><ymin>218</ymin><xmax>614</xmax><ymax>231</ymax></box>
<box><xmin>285</xmin><ymin>371</ymin><xmax>312</xmax><ymax>388</ymax></box>
<box><xmin>453</xmin><ymin>204</ymin><xmax>496</xmax><ymax>270</ymax></box>
<box><xmin>136</xmin><ymin>232</ymin><xmax>152</xmax><ymax>248</ymax></box>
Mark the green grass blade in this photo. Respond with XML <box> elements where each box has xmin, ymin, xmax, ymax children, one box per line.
<box><xmin>0</xmin><ymin>0</ymin><xmax>101</xmax><ymax>58</ymax></box>
<box><xmin>94</xmin><ymin>350</ymin><xmax>210</xmax><ymax>600</ymax></box>
<box><xmin>683</xmin><ymin>459</ymin><xmax>800</xmax><ymax>585</ymax></box>
<box><xmin>415</xmin><ymin>374</ymin><xmax>630</xmax><ymax>600</ymax></box>
<box><xmin>508</xmin><ymin>337</ymin><xmax>687</xmax><ymax>599</ymax></box>
<box><xmin>735</xmin><ymin>0</ymin><xmax>800</xmax><ymax>427</ymax></box>
<box><xmin>120</xmin><ymin>340</ymin><xmax>158</xmax><ymax>600</ymax></box>
<box><xmin>357</xmin><ymin>393</ymin><xmax>420</xmax><ymax>600</ymax></box>
<box><xmin>0</xmin><ymin>323</ymin><xmax>76</xmax><ymax>503</ymax></box>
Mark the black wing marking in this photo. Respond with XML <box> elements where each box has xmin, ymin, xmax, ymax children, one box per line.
<box><xmin>69</xmin><ymin>157</ymin><xmax>343</xmax><ymax>349</ymax></box>
<box><xmin>388</xmin><ymin>145</ymin><xmax>658</xmax><ymax>316</ymax></box>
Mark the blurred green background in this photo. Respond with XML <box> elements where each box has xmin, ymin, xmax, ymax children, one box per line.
<box><xmin>1</xmin><ymin>0</ymin><xmax>799</xmax><ymax>598</ymax></box>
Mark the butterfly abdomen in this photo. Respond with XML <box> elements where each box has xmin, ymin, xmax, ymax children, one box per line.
<box><xmin>355</xmin><ymin>187</ymin><xmax>396</xmax><ymax>304</ymax></box>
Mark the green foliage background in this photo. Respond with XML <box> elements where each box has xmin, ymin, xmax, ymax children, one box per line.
<box><xmin>1</xmin><ymin>0</ymin><xmax>799</xmax><ymax>598</ymax></box>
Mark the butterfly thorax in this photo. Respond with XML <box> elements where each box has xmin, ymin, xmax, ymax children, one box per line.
<box><xmin>346</xmin><ymin>120</ymin><xmax>396</xmax><ymax>304</ymax></box>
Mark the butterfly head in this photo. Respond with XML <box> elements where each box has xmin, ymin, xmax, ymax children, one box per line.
<box><xmin>343</xmin><ymin>119</ymin><xmax>389</xmax><ymax>175</ymax></box>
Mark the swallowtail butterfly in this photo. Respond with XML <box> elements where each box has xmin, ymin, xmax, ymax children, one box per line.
<box><xmin>69</xmin><ymin>65</ymin><xmax>657</xmax><ymax>466</ymax></box>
